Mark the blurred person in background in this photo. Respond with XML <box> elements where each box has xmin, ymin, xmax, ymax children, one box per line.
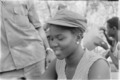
<box><xmin>100</xmin><ymin>17</ymin><xmax>120</xmax><ymax>69</ymax></box>
<box><xmin>83</xmin><ymin>32</ymin><xmax>109</xmax><ymax>51</ymax></box>
<box><xmin>82</xmin><ymin>27</ymin><xmax>109</xmax><ymax>56</ymax></box>
<box><xmin>0</xmin><ymin>0</ymin><xmax>55</xmax><ymax>80</ymax></box>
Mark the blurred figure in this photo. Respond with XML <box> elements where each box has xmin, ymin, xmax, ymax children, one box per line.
<box><xmin>0</xmin><ymin>0</ymin><xmax>55</xmax><ymax>80</ymax></box>
<box><xmin>100</xmin><ymin>17</ymin><xmax>120</xmax><ymax>69</ymax></box>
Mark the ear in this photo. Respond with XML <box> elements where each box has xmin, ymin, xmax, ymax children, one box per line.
<box><xmin>76</xmin><ymin>33</ymin><xmax>82</xmax><ymax>42</ymax></box>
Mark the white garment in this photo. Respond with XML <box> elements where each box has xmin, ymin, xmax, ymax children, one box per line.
<box><xmin>56</xmin><ymin>50</ymin><xmax>110</xmax><ymax>80</ymax></box>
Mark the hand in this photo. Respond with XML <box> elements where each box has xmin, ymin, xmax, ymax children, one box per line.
<box><xmin>99</xmin><ymin>27</ymin><xmax>106</xmax><ymax>33</ymax></box>
<box><xmin>45</xmin><ymin>49</ymin><xmax>56</xmax><ymax>69</ymax></box>
<box><xmin>99</xmin><ymin>27</ymin><xmax>114</xmax><ymax>46</ymax></box>
<box><xmin>93</xmin><ymin>36</ymin><xmax>103</xmax><ymax>46</ymax></box>
<box><xmin>110</xmin><ymin>44</ymin><xmax>116</xmax><ymax>53</ymax></box>
<box><xmin>94</xmin><ymin>38</ymin><xmax>108</xmax><ymax>50</ymax></box>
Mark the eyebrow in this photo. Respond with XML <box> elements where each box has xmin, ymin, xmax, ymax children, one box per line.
<box><xmin>55</xmin><ymin>34</ymin><xmax>63</xmax><ymax>38</ymax></box>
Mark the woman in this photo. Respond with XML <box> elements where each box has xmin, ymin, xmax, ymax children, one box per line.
<box><xmin>42</xmin><ymin>9</ymin><xmax>110</xmax><ymax>80</ymax></box>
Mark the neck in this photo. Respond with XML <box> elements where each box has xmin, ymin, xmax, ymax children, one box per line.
<box><xmin>65</xmin><ymin>45</ymin><xmax>84</xmax><ymax>67</ymax></box>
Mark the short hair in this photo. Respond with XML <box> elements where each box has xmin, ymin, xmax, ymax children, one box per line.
<box><xmin>107</xmin><ymin>17</ymin><xmax>119</xmax><ymax>29</ymax></box>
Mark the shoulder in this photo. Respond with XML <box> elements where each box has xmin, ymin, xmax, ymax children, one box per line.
<box><xmin>88</xmin><ymin>58</ymin><xmax>110</xmax><ymax>79</ymax></box>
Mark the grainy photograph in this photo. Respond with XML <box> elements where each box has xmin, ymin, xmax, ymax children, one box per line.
<box><xmin>0</xmin><ymin>0</ymin><xmax>119</xmax><ymax>80</ymax></box>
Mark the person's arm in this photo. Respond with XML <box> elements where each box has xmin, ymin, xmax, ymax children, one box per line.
<box><xmin>93</xmin><ymin>36</ymin><xmax>109</xmax><ymax>50</ymax></box>
<box><xmin>88</xmin><ymin>59</ymin><xmax>110</xmax><ymax>80</ymax></box>
<box><xmin>100</xmin><ymin>41</ymin><xmax>109</xmax><ymax>50</ymax></box>
<box><xmin>102</xmin><ymin>28</ymin><xmax>113</xmax><ymax>46</ymax></box>
<box><xmin>41</xmin><ymin>59</ymin><xmax>57</xmax><ymax>79</ymax></box>
<box><xmin>99</xmin><ymin>27</ymin><xmax>113</xmax><ymax>46</ymax></box>
<box><xmin>109</xmin><ymin>48</ymin><xmax>118</xmax><ymax>69</ymax></box>
<box><xmin>27</xmin><ymin>0</ymin><xmax>55</xmax><ymax>68</ymax></box>
<box><xmin>27</xmin><ymin>0</ymin><xmax>52</xmax><ymax>54</ymax></box>
<box><xmin>103</xmin><ymin>33</ymin><xmax>118</xmax><ymax>68</ymax></box>
<box><xmin>27</xmin><ymin>0</ymin><xmax>41</xmax><ymax>29</ymax></box>
<box><xmin>38</xmin><ymin>26</ymin><xmax>56</xmax><ymax>68</ymax></box>
<box><xmin>105</xmin><ymin>50</ymin><xmax>110</xmax><ymax>59</ymax></box>
<box><xmin>94</xmin><ymin>41</ymin><xmax>109</xmax><ymax>50</ymax></box>
<box><xmin>37</xmin><ymin>26</ymin><xmax>50</xmax><ymax>49</ymax></box>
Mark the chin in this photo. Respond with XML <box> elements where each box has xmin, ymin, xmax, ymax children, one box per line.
<box><xmin>56</xmin><ymin>56</ymin><xmax>64</xmax><ymax>60</ymax></box>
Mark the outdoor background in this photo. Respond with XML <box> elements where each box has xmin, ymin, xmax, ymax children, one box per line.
<box><xmin>34</xmin><ymin>0</ymin><xmax>118</xmax><ymax>54</ymax></box>
<box><xmin>0</xmin><ymin>0</ymin><xmax>119</xmax><ymax>79</ymax></box>
<box><xmin>34</xmin><ymin>0</ymin><xmax>119</xmax><ymax>79</ymax></box>
<box><xmin>35</xmin><ymin>0</ymin><xmax>118</xmax><ymax>28</ymax></box>
<box><xmin>35</xmin><ymin>0</ymin><xmax>118</xmax><ymax>41</ymax></box>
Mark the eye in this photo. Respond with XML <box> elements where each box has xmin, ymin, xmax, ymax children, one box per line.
<box><xmin>58</xmin><ymin>38</ymin><xmax>64</xmax><ymax>41</ymax></box>
<box><xmin>49</xmin><ymin>36</ymin><xmax>54</xmax><ymax>41</ymax></box>
<box><xmin>57</xmin><ymin>36</ymin><xmax>64</xmax><ymax>41</ymax></box>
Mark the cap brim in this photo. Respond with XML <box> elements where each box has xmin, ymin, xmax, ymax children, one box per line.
<box><xmin>47</xmin><ymin>20</ymin><xmax>79</xmax><ymax>28</ymax></box>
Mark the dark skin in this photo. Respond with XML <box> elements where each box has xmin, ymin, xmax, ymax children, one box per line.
<box><xmin>100</xmin><ymin>23</ymin><xmax>118</xmax><ymax>69</ymax></box>
<box><xmin>99</xmin><ymin>27</ymin><xmax>113</xmax><ymax>46</ymax></box>
<box><xmin>41</xmin><ymin>25</ymin><xmax>110</xmax><ymax>80</ymax></box>
<box><xmin>93</xmin><ymin>37</ymin><xmax>109</xmax><ymax>50</ymax></box>
<box><xmin>36</xmin><ymin>27</ymin><xmax>56</xmax><ymax>68</ymax></box>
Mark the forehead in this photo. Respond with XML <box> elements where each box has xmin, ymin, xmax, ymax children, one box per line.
<box><xmin>49</xmin><ymin>25</ymin><xmax>72</xmax><ymax>36</ymax></box>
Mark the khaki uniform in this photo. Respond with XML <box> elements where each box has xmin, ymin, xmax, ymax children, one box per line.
<box><xmin>0</xmin><ymin>0</ymin><xmax>45</xmax><ymax>75</ymax></box>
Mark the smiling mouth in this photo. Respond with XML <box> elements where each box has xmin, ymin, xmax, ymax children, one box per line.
<box><xmin>55</xmin><ymin>50</ymin><xmax>60</xmax><ymax>53</ymax></box>
<box><xmin>54</xmin><ymin>50</ymin><xmax>61</xmax><ymax>55</ymax></box>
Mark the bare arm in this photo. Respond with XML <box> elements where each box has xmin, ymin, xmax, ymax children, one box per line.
<box><xmin>88</xmin><ymin>59</ymin><xmax>110</xmax><ymax>80</ymax></box>
<box><xmin>102</xmin><ymin>28</ymin><xmax>113</xmax><ymax>46</ymax></box>
<box><xmin>27</xmin><ymin>0</ymin><xmax>41</xmax><ymax>29</ymax></box>
<box><xmin>100</xmin><ymin>41</ymin><xmax>109</xmax><ymax>50</ymax></box>
<box><xmin>41</xmin><ymin>59</ymin><xmax>57</xmax><ymax>79</ymax></box>
<box><xmin>38</xmin><ymin>27</ymin><xmax>50</xmax><ymax>49</ymax></box>
<box><xmin>38</xmin><ymin>27</ymin><xmax>56</xmax><ymax>68</ymax></box>
<box><xmin>27</xmin><ymin>0</ymin><xmax>55</xmax><ymax>68</ymax></box>
<box><xmin>109</xmin><ymin>49</ymin><xmax>118</xmax><ymax>69</ymax></box>
<box><xmin>106</xmin><ymin>42</ymin><xmax>119</xmax><ymax>69</ymax></box>
<box><xmin>27</xmin><ymin>0</ymin><xmax>50</xmax><ymax>49</ymax></box>
<box><xmin>93</xmin><ymin>36</ymin><xmax>109</xmax><ymax>50</ymax></box>
<box><xmin>99</xmin><ymin>27</ymin><xmax>113</xmax><ymax>46</ymax></box>
<box><xmin>94</xmin><ymin>41</ymin><xmax>109</xmax><ymax>50</ymax></box>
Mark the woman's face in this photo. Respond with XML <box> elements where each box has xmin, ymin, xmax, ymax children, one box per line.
<box><xmin>49</xmin><ymin>25</ymin><xmax>78</xmax><ymax>60</ymax></box>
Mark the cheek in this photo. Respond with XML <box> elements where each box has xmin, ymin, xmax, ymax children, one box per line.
<box><xmin>108</xmin><ymin>30</ymin><xmax>113</xmax><ymax>36</ymax></box>
<box><xmin>60</xmin><ymin>38</ymin><xmax>76</xmax><ymax>56</ymax></box>
<box><xmin>107</xmin><ymin>29</ymin><xmax>111</xmax><ymax>35</ymax></box>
